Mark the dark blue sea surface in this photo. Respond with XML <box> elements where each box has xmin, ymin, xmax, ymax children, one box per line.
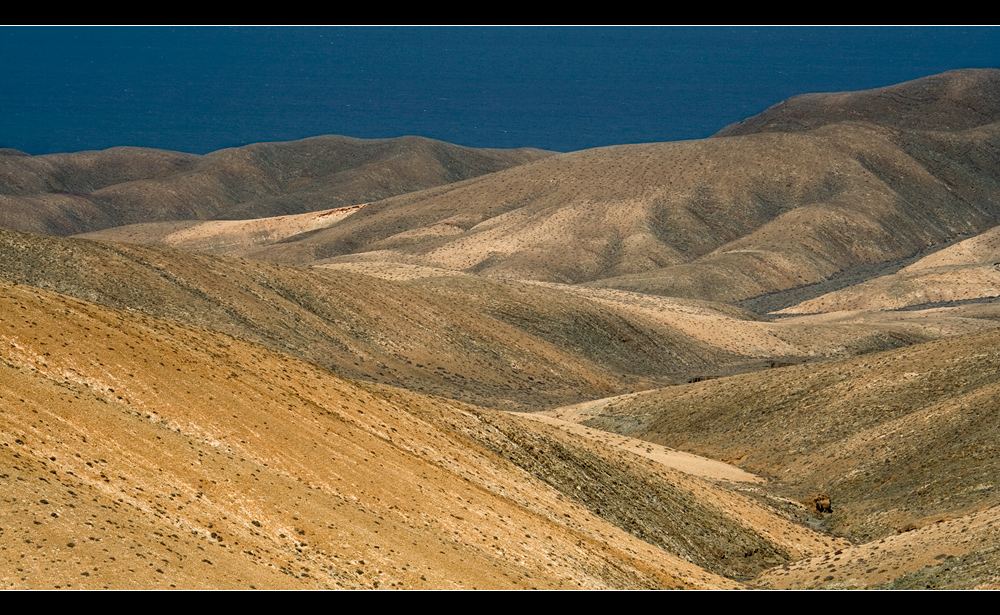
<box><xmin>3</xmin><ymin>26</ymin><xmax>1000</xmax><ymax>155</ymax></box>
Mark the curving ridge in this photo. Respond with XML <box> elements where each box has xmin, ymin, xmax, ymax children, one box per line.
<box><xmin>250</xmin><ymin>109</ymin><xmax>1000</xmax><ymax>303</ymax></box>
<box><xmin>714</xmin><ymin>68</ymin><xmax>1000</xmax><ymax>137</ymax></box>
<box><xmin>0</xmin><ymin>135</ymin><xmax>554</xmax><ymax>236</ymax></box>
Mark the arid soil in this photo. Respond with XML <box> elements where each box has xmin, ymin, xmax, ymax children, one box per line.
<box><xmin>2</xmin><ymin>279</ymin><xmax>839</xmax><ymax>589</ymax></box>
<box><xmin>5</xmin><ymin>69</ymin><xmax>1000</xmax><ymax>589</ymax></box>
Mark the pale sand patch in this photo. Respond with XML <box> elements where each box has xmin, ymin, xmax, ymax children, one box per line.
<box><xmin>162</xmin><ymin>204</ymin><xmax>367</xmax><ymax>252</ymax></box>
<box><xmin>78</xmin><ymin>204</ymin><xmax>367</xmax><ymax>256</ymax></box>
<box><xmin>519</xmin><ymin>406</ymin><xmax>763</xmax><ymax>484</ymax></box>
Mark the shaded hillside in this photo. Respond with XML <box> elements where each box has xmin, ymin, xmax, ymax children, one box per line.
<box><xmin>0</xmin><ymin>147</ymin><xmax>200</xmax><ymax>235</ymax></box>
<box><xmin>777</xmin><ymin>263</ymin><xmax>1000</xmax><ymax>314</ymax></box>
<box><xmin>576</xmin><ymin>328</ymin><xmax>1000</xmax><ymax>543</ymax></box>
<box><xmin>779</xmin><ymin>225</ymin><xmax>1000</xmax><ymax>314</ymax></box>
<box><xmin>0</xmin><ymin>135</ymin><xmax>553</xmax><ymax>236</ymax></box>
<box><xmin>0</xmin><ymin>228</ymin><xmax>746</xmax><ymax>410</ymax></box>
<box><xmin>244</xmin><ymin>70</ymin><xmax>1000</xmax><ymax>304</ymax></box>
<box><xmin>753</xmin><ymin>505</ymin><xmax>1000</xmax><ymax>589</ymax></box>
<box><xmin>0</xmin><ymin>146</ymin><xmax>199</xmax><ymax>195</ymax></box>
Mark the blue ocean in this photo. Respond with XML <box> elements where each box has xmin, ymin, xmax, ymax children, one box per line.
<box><xmin>3</xmin><ymin>26</ymin><xmax>999</xmax><ymax>155</ymax></box>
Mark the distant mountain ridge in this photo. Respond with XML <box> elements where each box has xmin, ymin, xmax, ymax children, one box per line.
<box><xmin>0</xmin><ymin>135</ymin><xmax>554</xmax><ymax>236</ymax></box>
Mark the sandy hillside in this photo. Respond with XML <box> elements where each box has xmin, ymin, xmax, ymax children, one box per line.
<box><xmin>778</xmin><ymin>226</ymin><xmax>1000</xmax><ymax>314</ymax></box>
<box><xmin>76</xmin><ymin>204</ymin><xmax>368</xmax><ymax>256</ymax></box>
<box><xmin>1</xmin><ymin>278</ymin><xmax>863</xmax><ymax>589</ymax></box>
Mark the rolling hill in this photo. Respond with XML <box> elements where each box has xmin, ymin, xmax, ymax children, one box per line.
<box><xmin>5</xmin><ymin>69</ymin><xmax>1000</xmax><ymax>589</ymax></box>
<box><xmin>0</xmin><ymin>135</ymin><xmax>553</xmax><ymax>236</ymax></box>
<box><xmin>185</xmin><ymin>70</ymin><xmax>998</xmax><ymax>310</ymax></box>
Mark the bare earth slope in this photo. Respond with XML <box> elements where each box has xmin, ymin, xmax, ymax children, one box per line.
<box><xmin>245</xmin><ymin>70</ymin><xmax>1000</xmax><ymax>305</ymax></box>
<box><xmin>1</xmin><ymin>279</ymin><xmax>858</xmax><ymax>589</ymax></box>
<box><xmin>778</xmin><ymin>225</ymin><xmax>1000</xmax><ymax>314</ymax></box>
<box><xmin>0</xmin><ymin>136</ymin><xmax>553</xmax><ymax>236</ymax></box>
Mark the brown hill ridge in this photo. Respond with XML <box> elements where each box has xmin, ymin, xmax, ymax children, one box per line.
<box><xmin>714</xmin><ymin>68</ymin><xmax>1000</xmax><ymax>137</ymax></box>
<box><xmin>228</xmin><ymin>70</ymin><xmax>1000</xmax><ymax>306</ymax></box>
<box><xmin>0</xmin><ymin>135</ymin><xmax>553</xmax><ymax>236</ymax></box>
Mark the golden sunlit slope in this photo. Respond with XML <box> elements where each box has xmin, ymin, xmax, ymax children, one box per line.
<box><xmin>0</xmin><ymin>136</ymin><xmax>553</xmax><ymax>236</ymax></box>
<box><xmin>0</xmin><ymin>279</ymin><xmax>857</xmax><ymax>589</ymax></box>
<box><xmin>7</xmin><ymin>228</ymin><xmax>998</xmax><ymax>415</ymax></box>
<box><xmin>247</xmin><ymin>71</ymin><xmax>1000</xmax><ymax>304</ymax></box>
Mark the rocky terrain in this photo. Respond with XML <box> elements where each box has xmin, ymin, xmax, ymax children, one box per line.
<box><xmin>4</xmin><ymin>69</ymin><xmax>1000</xmax><ymax>589</ymax></box>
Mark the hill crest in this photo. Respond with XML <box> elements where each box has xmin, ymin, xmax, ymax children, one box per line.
<box><xmin>714</xmin><ymin>68</ymin><xmax>1000</xmax><ymax>137</ymax></box>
